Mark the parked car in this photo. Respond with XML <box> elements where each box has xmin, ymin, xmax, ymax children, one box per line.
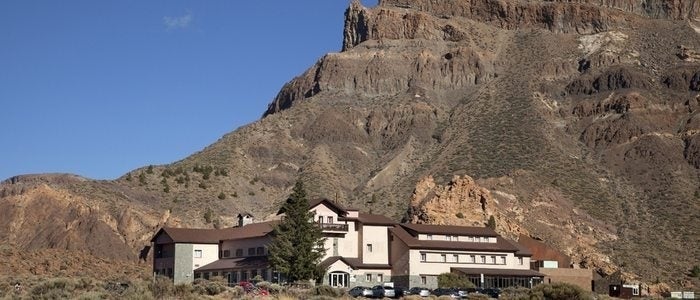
<box><xmin>483</xmin><ymin>288</ymin><xmax>501</xmax><ymax>298</ymax></box>
<box><xmin>407</xmin><ymin>287</ymin><xmax>431</xmax><ymax>297</ymax></box>
<box><xmin>432</xmin><ymin>287</ymin><xmax>461</xmax><ymax>298</ymax></box>
<box><xmin>371</xmin><ymin>285</ymin><xmax>396</xmax><ymax>298</ymax></box>
<box><xmin>348</xmin><ymin>286</ymin><xmax>373</xmax><ymax>298</ymax></box>
<box><xmin>393</xmin><ymin>287</ymin><xmax>407</xmax><ymax>298</ymax></box>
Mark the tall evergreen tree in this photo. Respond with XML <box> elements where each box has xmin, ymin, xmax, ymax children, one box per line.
<box><xmin>268</xmin><ymin>180</ymin><xmax>326</xmax><ymax>283</ymax></box>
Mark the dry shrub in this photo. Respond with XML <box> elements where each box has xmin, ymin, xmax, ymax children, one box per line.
<box><xmin>500</xmin><ymin>286</ymin><xmax>531</xmax><ymax>300</ymax></box>
<box><xmin>311</xmin><ymin>285</ymin><xmax>344</xmax><ymax>297</ymax></box>
<box><xmin>529</xmin><ymin>283</ymin><xmax>592</xmax><ymax>300</ymax></box>
<box><xmin>149</xmin><ymin>275</ymin><xmax>173</xmax><ymax>299</ymax></box>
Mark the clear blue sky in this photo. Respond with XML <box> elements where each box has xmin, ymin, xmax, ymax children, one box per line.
<box><xmin>0</xmin><ymin>1</ymin><xmax>378</xmax><ymax>181</ymax></box>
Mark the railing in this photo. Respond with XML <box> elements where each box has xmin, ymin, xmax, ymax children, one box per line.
<box><xmin>318</xmin><ymin>223</ymin><xmax>348</xmax><ymax>231</ymax></box>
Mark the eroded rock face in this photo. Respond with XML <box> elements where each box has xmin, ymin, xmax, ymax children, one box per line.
<box><xmin>406</xmin><ymin>174</ymin><xmax>621</xmax><ymax>276</ymax></box>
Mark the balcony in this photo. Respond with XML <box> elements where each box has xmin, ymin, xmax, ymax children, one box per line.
<box><xmin>318</xmin><ymin>223</ymin><xmax>348</xmax><ymax>232</ymax></box>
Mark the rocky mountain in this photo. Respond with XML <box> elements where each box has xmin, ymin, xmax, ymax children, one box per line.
<box><xmin>1</xmin><ymin>0</ymin><xmax>699</xmax><ymax>289</ymax></box>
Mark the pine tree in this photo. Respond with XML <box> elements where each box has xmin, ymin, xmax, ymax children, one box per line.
<box><xmin>487</xmin><ymin>215</ymin><xmax>496</xmax><ymax>229</ymax></box>
<box><xmin>268</xmin><ymin>180</ymin><xmax>326</xmax><ymax>283</ymax></box>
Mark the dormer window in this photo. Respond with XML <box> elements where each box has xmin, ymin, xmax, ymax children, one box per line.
<box><xmin>327</xmin><ymin>216</ymin><xmax>333</xmax><ymax>224</ymax></box>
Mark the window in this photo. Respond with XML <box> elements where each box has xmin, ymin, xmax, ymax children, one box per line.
<box><xmin>235</xmin><ymin>249</ymin><xmax>243</xmax><ymax>257</ymax></box>
<box><xmin>500</xmin><ymin>256</ymin><xmax>506</xmax><ymax>265</ymax></box>
<box><xmin>427</xmin><ymin>234</ymin><xmax>433</xmax><ymax>240</ymax></box>
<box><xmin>490</xmin><ymin>256</ymin><xmax>496</xmax><ymax>264</ymax></box>
<box><xmin>251</xmin><ymin>269</ymin><xmax>258</xmax><ymax>278</ymax></box>
<box><xmin>441</xmin><ymin>254</ymin><xmax>447</xmax><ymax>262</ymax></box>
<box><xmin>377</xmin><ymin>274</ymin><xmax>383</xmax><ymax>282</ymax></box>
<box><xmin>467</xmin><ymin>236</ymin><xmax>474</xmax><ymax>242</ymax></box>
<box><xmin>420</xmin><ymin>276</ymin><xmax>427</xmax><ymax>285</ymax></box>
<box><xmin>469</xmin><ymin>255</ymin><xmax>475</xmax><ymax>263</ymax></box>
<box><xmin>212</xmin><ymin>272</ymin><xmax>218</xmax><ymax>277</ymax></box>
<box><xmin>366</xmin><ymin>274</ymin><xmax>372</xmax><ymax>281</ymax></box>
<box><xmin>366</xmin><ymin>244</ymin><xmax>373</xmax><ymax>253</ymax></box>
<box><xmin>454</xmin><ymin>254</ymin><xmax>459</xmax><ymax>263</ymax></box>
<box><xmin>318</xmin><ymin>216</ymin><xmax>323</xmax><ymax>223</ymax></box>
<box><xmin>447</xmin><ymin>235</ymin><xmax>452</xmax><ymax>241</ymax></box>
<box><xmin>194</xmin><ymin>272</ymin><xmax>201</xmax><ymax>279</ymax></box>
<box><xmin>256</xmin><ymin>247</ymin><xmax>265</xmax><ymax>255</ymax></box>
<box><xmin>327</xmin><ymin>216</ymin><xmax>333</xmax><ymax>223</ymax></box>
<box><xmin>518</xmin><ymin>257</ymin><xmax>524</xmax><ymax>265</ymax></box>
<box><xmin>223</xmin><ymin>250</ymin><xmax>230</xmax><ymax>257</ymax></box>
<box><xmin>248</xmin><ymin>248</ymin><xmax>255</xmax><ymax>256</ymax></box>
<box><xmin>480</xmin><ymin>255</ymin><xmax>486</xmax><ymax>264</ymax></box>
<box><xmin>420</xmin><ymin>253</ymin><xmax>427</xmax><ymax>262</ymax></box>
<box><xmin>194</xmin><ymin>250</ymin><xmax>202</xmax><ymax>258</ymax></box>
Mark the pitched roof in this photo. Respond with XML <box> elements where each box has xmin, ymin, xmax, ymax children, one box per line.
<box><xmin>320</xmin><ymin>256</ymin><xmax>392</xmax><ymax>270</ymax></box>
<box><xmin>308</xmin><ymin>198</ymin><xmax>348</xmax><ymax>215</ymax></box>
<box><xmin>401</xmin><ymin>223</ymin><xmax>498</xmax><ymax>237</ymax></box>
<box><xmin>150</xmin><ymin>227</ymin><xmax>222</xmax><ymax>244</ymax></box>
<box><xmin>452</xmin><ymin>267</ymin><xmax>545</xmax><ymax>277</ymax></box>
<box><xmin>390</xmin><ymin>226</ymin><xmax>523</xmax><ymax>253</ymax></box>
<box><xmin>218</xmin><ymin>221</ymin><xmax>277</xmax><ymax>240</ymax></box>
<box><xmin>195</xmin><ymin>256</ymin><xmax>269</xmax><ymax>272</ymax></box>
<box><xmin>151</xmin><ymin>221</ymin><xmax>277</xmax><ymax>244</ymax></box>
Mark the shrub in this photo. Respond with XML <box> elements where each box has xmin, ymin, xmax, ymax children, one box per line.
<box><xmin>456</xmin><ymin>212</ymin><xmax>465</xmax><ymax>218</ymax></box>
<box><xmin>467</xmin><ymin>293</ymin><xmax>489</xmax><ymax>300</ymax></box>
<box><xmin>149</xmin><ymin>276</ymin><xmax>173</xmax><ymax>299</ymax></box>
<box><xmin>218</xmin><ymin>192</ymin><xmax>226</xmax><ymax>200</ymax></box>
<box><xmin>203</xmin><ymin>208</ymin><xmax>213</xmax><ymax>224</ymax></box>
<box><xmin>173</xmin><ymin>283</ymin><xmax>193</xmax><ymax>298</ymax></box>
<box><xmin>203</xmin><ymin>281</ymin><xmax>226</xmax><ymax>295</ymax></box>
<box><xmin>437</xmin><ymin>272</ymin><xmax>475</xmax><ymax>289</ymax></box>
<box><xmin>500</xmin><ymin>286</ymin><xmax>530</xmax><ymax>300</ymax></box>
<box><xmin>311</xmin><ymin>285</ymin><xmax>344</xmax><ymax>297</ymax></box>
<box><xmin>528</xmin><ymin>282</ymin><xmax>592</xmax><ymax>300</ymax></box>
<box><xmin>691</xmin><ymin>265</ymin><xmax>700</xmax><ymax>277</ymax></box>
<box><xmin>76</xmin><ymin>291</ymin><xmax>109</xmax><ymax>300</ymax></box>
<box><xmin>31</xmin><ymin>278</ymin><xmax>76</xmax><ymax>298</ymax></box>
<box><xmin>146</xmin><ymin>165</ymin><xmax>154</xmax><ymax>174</ymax></box>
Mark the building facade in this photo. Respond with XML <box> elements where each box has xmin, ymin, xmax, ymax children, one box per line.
<box><xmin>151</xmin><ymin>198</ymin><xmax>544</xmax><ymax>289</ymax></box>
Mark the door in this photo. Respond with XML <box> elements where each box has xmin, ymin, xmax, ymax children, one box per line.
<box><xmin>329</xmin><ymin>272</ymin><xmax>349</xmax><ymax>287</ymax></box>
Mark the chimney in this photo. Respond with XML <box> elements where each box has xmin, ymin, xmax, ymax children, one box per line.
<box><xmin>237</xmin><ymin>212</ymin><xmax>254</xmax><ymax>227</ymax></box>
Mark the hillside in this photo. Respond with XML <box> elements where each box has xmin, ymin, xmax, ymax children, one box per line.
<box><xmin>1</xmin><ymin>0</ymin><xmax>699</xmax><ymax>289</ymax></box>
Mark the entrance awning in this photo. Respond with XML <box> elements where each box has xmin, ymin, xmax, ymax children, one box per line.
<box><xmin>452</xmin><ymin>267</ymin><xmax>545</xmax><ymax>277</ymax></box>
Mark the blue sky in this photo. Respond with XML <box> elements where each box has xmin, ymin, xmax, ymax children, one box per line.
<box><xmin>0</xmin><ymin>1</ymin><xmax>377</xmax><ymax>181</ymax></box>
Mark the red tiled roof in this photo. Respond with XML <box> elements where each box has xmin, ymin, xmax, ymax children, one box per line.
<box><xmin>320</xmin><ymin>256</ymin><xmax>391</xmax><ymax>270</ymax></box>
<box><xmin>401</xmin><ymin>223</ymin><xmax>498</xmax><ymax>237</ymax></box>
<box><xmin>390</xmin><ymin>226</ymin><xmax>523</xmax><ymax>253</ymax></box>
<box><xmin>452</xmin><ymin>267</ymin><xmax>545</xmax><ymax>277</ymax></box>
<box><xmin>195</xmin><ymin>256</ymin><xmax>269</xmax><ymax>272</ymax></box>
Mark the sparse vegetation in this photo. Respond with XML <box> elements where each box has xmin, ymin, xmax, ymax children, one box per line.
<box><xmin>218</xmin><ymin>192</ymin><xmax>226</xmax><ymax>200</ymax></box>
<box><xmin>203</xmin><ymin>208</ymin><xmax>213</xmax><ymax>224</ymax></box>
<box><xmin>437</xmin><ymin>272</ymin><xmax>475</xmax><ymax>289</ymax></box>
<box><xmin>487</xmin><ymin>215</ymin><xmax>496</xmax><ymax>229</ymax></box>
<box><xmin>691</xmin><ymin>265</ymin><xmax>700</xmax><ymax>278</ymax></box>
<box><xmin>138</xmin><ymin>173</ymin><xmax>147</xmax><ymax>186</ymax></box>
<box><xmin>456</xmin><ymin>212</ymin><xmax>465</xmax><ymax>218</ymax></box>
<box><xmin>146</xmin><ymin>165</ymin><xmax>154</xmax><ymax>174</ymax></box>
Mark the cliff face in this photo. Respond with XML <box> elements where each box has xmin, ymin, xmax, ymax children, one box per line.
<box><xmin>2</xmin><ymin>0</ymin><xmax>699</xmax><ymax>288</ymax></box>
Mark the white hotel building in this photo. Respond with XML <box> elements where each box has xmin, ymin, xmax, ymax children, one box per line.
<box><xmin>151</xmin><ymin>198</ymin><xmax>543</xmax><ymax>289</ymax></box>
